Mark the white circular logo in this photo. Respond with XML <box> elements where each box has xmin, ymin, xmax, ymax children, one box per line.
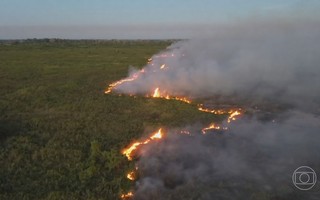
<box><xmin>292</xmin><ymin>166</ymin><xmax>317</xmax><ymax>190</ymax></box>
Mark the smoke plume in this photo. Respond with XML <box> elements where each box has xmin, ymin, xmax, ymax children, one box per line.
<box><xmin>113</xmin><ymin>16</ymin><xmax>320</xmax><ymax>200</ymax></box>
<box><xmin>114</xmin><ymin>18</ymin><xmax>320</xmax><ymax>112</ymax></box>
<box><xmin>134</xmin><ymin>112</ymin><xmax>320</xmax><ymax>200</ymax></box>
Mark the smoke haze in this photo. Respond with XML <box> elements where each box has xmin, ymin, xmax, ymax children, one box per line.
<box><xmin>114</xmin><ymin>18</ymin><xmax>320</xmax><ymax>112</ymax></box>
<box><xmin>112</xmin><ymin>16</ymin><xmax>320</xmax><ymax>200</ymax></box>
<box><xmin>134</xmin><ymin>111</ymin><xmax>320</xmax><ymax>199</ymax></box>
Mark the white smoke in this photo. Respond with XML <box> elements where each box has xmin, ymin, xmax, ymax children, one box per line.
<box><xmin>112</xmin><ymin>16</ymin><xmax>320</xmax><ymax>200</ymax></box>
<box><xmin>133</xmin><ymin>111</ymin><xmax>320</xmax><ymax>200</ymax></box>
<box><xmin>114</xmin><ymin>18</ymin><xmax>320</xmax><ymax>111</ymax></box>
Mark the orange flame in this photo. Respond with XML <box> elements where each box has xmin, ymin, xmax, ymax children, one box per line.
<box><xmin>198</xmin><ymin>105</ymin><xmax>242</xmax><ymax>122</ymax></box>
<box><xmin>173</xmin><ymin>97</ymin><xmax>192</xmax><ymax>104</ymax></box>
<box><xmin>201</xmin><ymin>123</ymin><xmax>228</xmax><ymax>134</ymax></box>
<box><xmin>198</xmin><ymin>107</ymin><xmax>227</xmax><ymax>114</ymax></box>
<box><xmin>105</xmin><ymin>69</ymin><xmax>145</xmax><ymax>94</ymax></box>
<box><xmin>106</xmin><ymin>55</ymin><xmax>246</xmax><ymax>199</ymax></box>
<box><xmin>152</xmin><ymin>87</ymin><xmax>161</xmax><ymax>98</ymax></box>
<box><xmin>227</xmin><ymin>110</ymin><xmax>241</xmax><ymax>123</ymax></box>
<box><xmin>150</xmin><ymin>129</ymin><xmax>163</xmax><ymax>139</ymax></box>
<box><xmin>199</xmin><ymin>107</ymin><xmax>242</xmax><ymax>133</ymax></box>
<box><xmin>151</xmin><ymin>88</ymin><xmax>192</xmax><ymax>104</ymax></box>
<box><xmin>127</xmin><ymin>171</ymin><xmax>135</xmax><ymax>181</ymax></box>
<box><xmin>121</xmin><ymin>191</ymin><xmax>133</xmax><ymax>199</ymax></box>
<box><xmin>122</xmin><ymin>128</ymin><xmax>163</xmax><ymax>161</ymax></box>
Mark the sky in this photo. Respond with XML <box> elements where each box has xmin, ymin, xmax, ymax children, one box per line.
<box><xmin>0</xmin><ymin>0</ymin><xmax>319</xmax><ymax>39</ymax></box>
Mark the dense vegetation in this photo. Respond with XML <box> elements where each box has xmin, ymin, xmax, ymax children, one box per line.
<box><xmin>0</xmin><ymin>40</ymin><xmax>222</xmax><ymax>199</ymax></box>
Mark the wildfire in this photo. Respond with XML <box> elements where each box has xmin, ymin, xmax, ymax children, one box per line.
<box><xmin>151</xmin><ymin>87</ymin><xmax>192</xmax><ymax>104</ymax></box>
<box><xmin>198</xmin><ymin>106</ymin><xmax>228</xmax><ymax>114</ymax></box>
<box><xmin>122</xmin><ymin>128</ymin><xmax>163</xmax><ymax>161</ymax></box>
<box><xmin>152</xmin><ymin>87</ymin><xmax>161</xmax><ymax>98</ymax></box>
<box><xmin>173</xmin><ymin>97</ymin><xmax>192</xmax><ymax>104</ymax></box>
<box><xmin>105</xmin><ymin>69</ymin><xmax>145</xmax><ymax>94</ymax></box>
<box><xmin>198</xmin><ymin>105</ymin><xmax>242</xmax><ymax>123</ymax></box>
<box><xmin>202</xmin><ymin>123</ymin><xmax>228</xmax><ymax>134</ymax></box>
<box><xmin>105</xmin><ymin>53</ymin><xmax>182</xmax><ymax>101</ymax></box>
<box><xmin>105</xmin><ymin>55</ymin><xmax>245</xmax><ymax>199</ymax></box>
<box><xmin>227</xmin><ymin>110</ymin><xmax>241</xmax><ymax>123</ymax></box>
<box><xmin>126</xmin><ymin>171</ymin><xmax>135</xmax><ymax>181</ymax></box>
<box><xmin>105</xmin><ymin>51</ymin><xmax>183</xmax><ymax>96</ymax></box>
<box><xmin>199</xmin><ymin>106</ymin><xmax>242</xmax><ymax>133</ymax></box>
<box><xmin>121</xmin><ymin>192</ymin><xmax>133</xmax><ymax>199</ymax></box>
<box><xmin>150</xmin><ymin>129</ymin><xmax>162</xmax><ymax>139</ymax></box>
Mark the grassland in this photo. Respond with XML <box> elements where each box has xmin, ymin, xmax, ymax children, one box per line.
<box><xmin>0</xmin><ymin>40</ymin><xmax>222</xmax><ymax>199</ymax></box>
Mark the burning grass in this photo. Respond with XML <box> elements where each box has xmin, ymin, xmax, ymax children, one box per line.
<box><xmin>1</xmin><ymin>40</ymin><xmax>310</xmax><ymax>200</ymax></box>
<box><xmin>0</xmin><ymin>40</ymin><xmax>225</xmax><ymax>200</ymax></box>
<box><xmin>104</xmin><ymin>50</ymin><xmax>246</xmax><ymax>199</ymax></box>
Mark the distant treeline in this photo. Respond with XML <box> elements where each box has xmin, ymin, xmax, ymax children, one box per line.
<box><xmin>0</xmin><ymin>38</ymin><xmax>180</xmax><ymax>45</ymax></box>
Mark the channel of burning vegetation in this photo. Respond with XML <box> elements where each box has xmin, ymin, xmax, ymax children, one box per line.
<box><xmin>105</xmin><ymin>17</ymin><xmax>320</xmax><ymax>200</ymax></box>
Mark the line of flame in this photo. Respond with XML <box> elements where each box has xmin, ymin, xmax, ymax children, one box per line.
<box><xmin>122</xmin><ymin>128</ymin><xmax>163</xmax><ymax>161</ymax></box>
<box><xmin>121</xmin><ymin>191</ymin><xmax>133</xmax><ymax>199</ymax></box>
<box><xmin>105</xmin><ymin>69</ymin><xmax>145</xmax><ymax>94</ymax></box>
<box><xmin>107</xmin><ymin>54</ymin><xmax>244</xmax><ymax>199</ymax></box>
<box><xmin>151</xmin><ymin>87</ymin><xmax>192</xmax><ymax>104</ymax></box>
<box><xmin>201</xmin><ymin>123</ymin><xmax>228</xmax><ymax>134</ymax></box>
